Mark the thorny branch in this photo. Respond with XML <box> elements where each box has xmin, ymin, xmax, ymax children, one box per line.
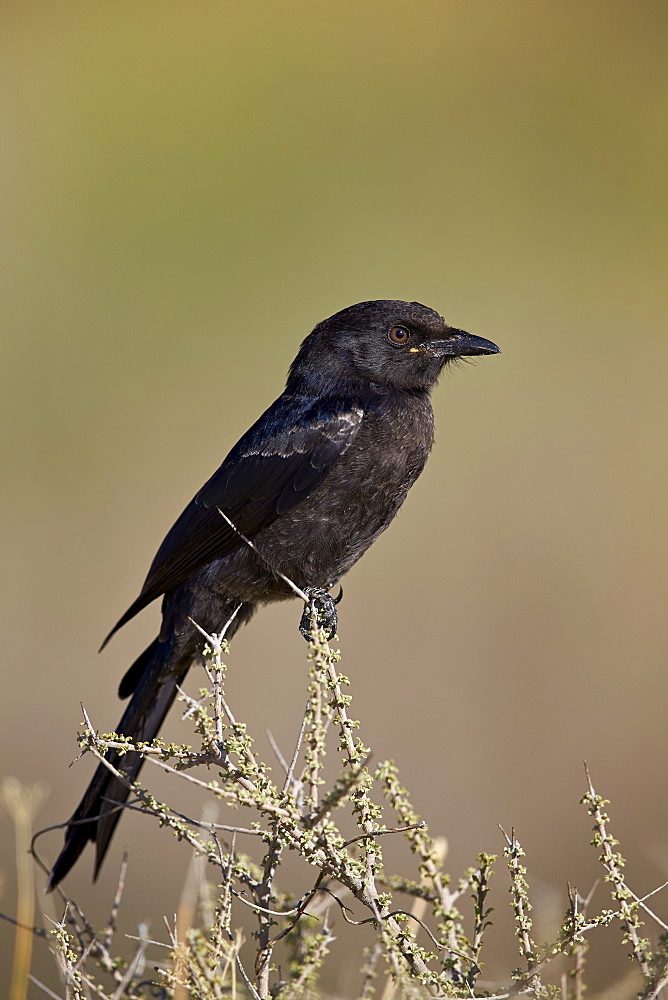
<box><xmin>25</xmin><ymin>606</ymin><xmax>668</xmax><ymax>1000</ymax></box>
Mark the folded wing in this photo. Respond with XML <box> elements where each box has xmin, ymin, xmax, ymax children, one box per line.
<box><xmin>101</xmin><ymin>397</ymin><xmax>363</xmax><ymax>646</ymax></box>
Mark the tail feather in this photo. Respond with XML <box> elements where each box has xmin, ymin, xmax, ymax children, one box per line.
<box><xmin>118</xmin><ymin>637</ymin><xmax>160</xmax><ymax>699</ymax></box>
<box><xmin>47</xmin><ymin>638</ymin><xmax>189</xmax><ymax>891</ymax></box>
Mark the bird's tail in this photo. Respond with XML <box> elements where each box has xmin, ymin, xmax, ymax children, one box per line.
<box><xmin>46</xmin><ymin>637</ymin><xmax>190</xmax><ymax>891</ymax></box>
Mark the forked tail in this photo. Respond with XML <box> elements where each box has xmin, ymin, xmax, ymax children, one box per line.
<box><xmin>47</xmin><ymin>638</ymin><xmax>190</xmax><ymax>891</ymax></box>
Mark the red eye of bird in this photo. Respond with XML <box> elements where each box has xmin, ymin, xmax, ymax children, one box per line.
<box><xmin>388</xmin><ymin>326</ymin><xmax>410</xmax><ymax>346</ymax></box>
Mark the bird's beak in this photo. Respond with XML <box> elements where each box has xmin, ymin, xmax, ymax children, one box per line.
<box><xmin>422</xmin><ymin>330</ymin><xmax>501</xmax><ymax>358</ymax></box>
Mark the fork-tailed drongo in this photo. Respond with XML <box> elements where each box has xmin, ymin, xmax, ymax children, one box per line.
<box><xmin>47</xmin><ymin>299</ymin><xmax>499</xmax><ymax>890</ymax></box>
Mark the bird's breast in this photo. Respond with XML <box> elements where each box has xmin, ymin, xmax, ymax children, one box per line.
<box><xmin>249</xmin><ymin>393</ymin><xmax>435</xmax><ymax>589</ymax></box>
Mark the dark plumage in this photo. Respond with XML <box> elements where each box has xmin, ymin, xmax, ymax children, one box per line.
<box><xmin>47</xmin><ymin>299</ymin><xmax>499</xmax><ymax>890</ymax></box>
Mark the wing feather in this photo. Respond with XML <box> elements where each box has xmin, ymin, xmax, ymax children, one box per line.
<box><xmin>101</xmin><ymin>397</ymin><xmax>363</xmax><ymax>646</ymax></box>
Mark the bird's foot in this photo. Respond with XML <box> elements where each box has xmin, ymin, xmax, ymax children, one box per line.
<box><xmin>299</xmin><ymin>587</ymin><xmax>340</xmax><ymax>642</ymax></box>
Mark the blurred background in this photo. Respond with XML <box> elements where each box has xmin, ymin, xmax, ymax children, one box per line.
<box><xmin>2</xmin><ymin>1</ymin><xmax>667</xmax><ymax>995</ymax></box>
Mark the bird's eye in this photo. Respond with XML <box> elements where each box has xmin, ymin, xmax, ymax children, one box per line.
<box><xmin>388</xmin><ymin>326</ymin><xmax>410</xmax><ymax>346</ymax></box>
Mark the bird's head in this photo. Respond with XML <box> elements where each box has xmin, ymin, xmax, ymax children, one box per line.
<box><xmin>287</xmin><ymin>300</ymin><xmax>500</xmax><ymax>394</ymax></box>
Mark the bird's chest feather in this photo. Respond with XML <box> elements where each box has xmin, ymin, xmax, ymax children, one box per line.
<box><xmin>322</xmin><ymin>398</ymin><xmax>434</xmax><ymax>517</ymax></box>
<box><xmin>255</xmin><ymin>394</ymin><xmax>434</xmax><ymax>585</ymax></box>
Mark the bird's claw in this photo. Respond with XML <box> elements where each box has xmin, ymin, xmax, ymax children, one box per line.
<box><xmin>299</xmin><ymin>588</ymin><xmax>339</xmax><ymax>642</ymax></box>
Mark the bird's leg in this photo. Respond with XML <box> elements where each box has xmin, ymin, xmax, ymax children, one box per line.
<box><xmin>299</xmin><ymin>587</ymin><xmax>339</xmax><ymax>642</ymax></box>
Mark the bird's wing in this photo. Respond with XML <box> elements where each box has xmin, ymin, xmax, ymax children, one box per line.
<box><xmin>102</xmin><ymin>396</ymin><xmax>364</xmax><ymax>645</ymax></box>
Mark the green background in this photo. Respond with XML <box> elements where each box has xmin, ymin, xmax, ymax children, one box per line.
<box><xmin>2</xmin><ymin>2</ymin><xmax>668</xmax><ymax>994</ymax></box>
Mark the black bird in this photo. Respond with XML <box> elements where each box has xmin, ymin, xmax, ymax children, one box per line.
<box><xmin>47</xmin><ymin>299</ymin><xmax>499</xmax><ymax>890</ymax></box>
